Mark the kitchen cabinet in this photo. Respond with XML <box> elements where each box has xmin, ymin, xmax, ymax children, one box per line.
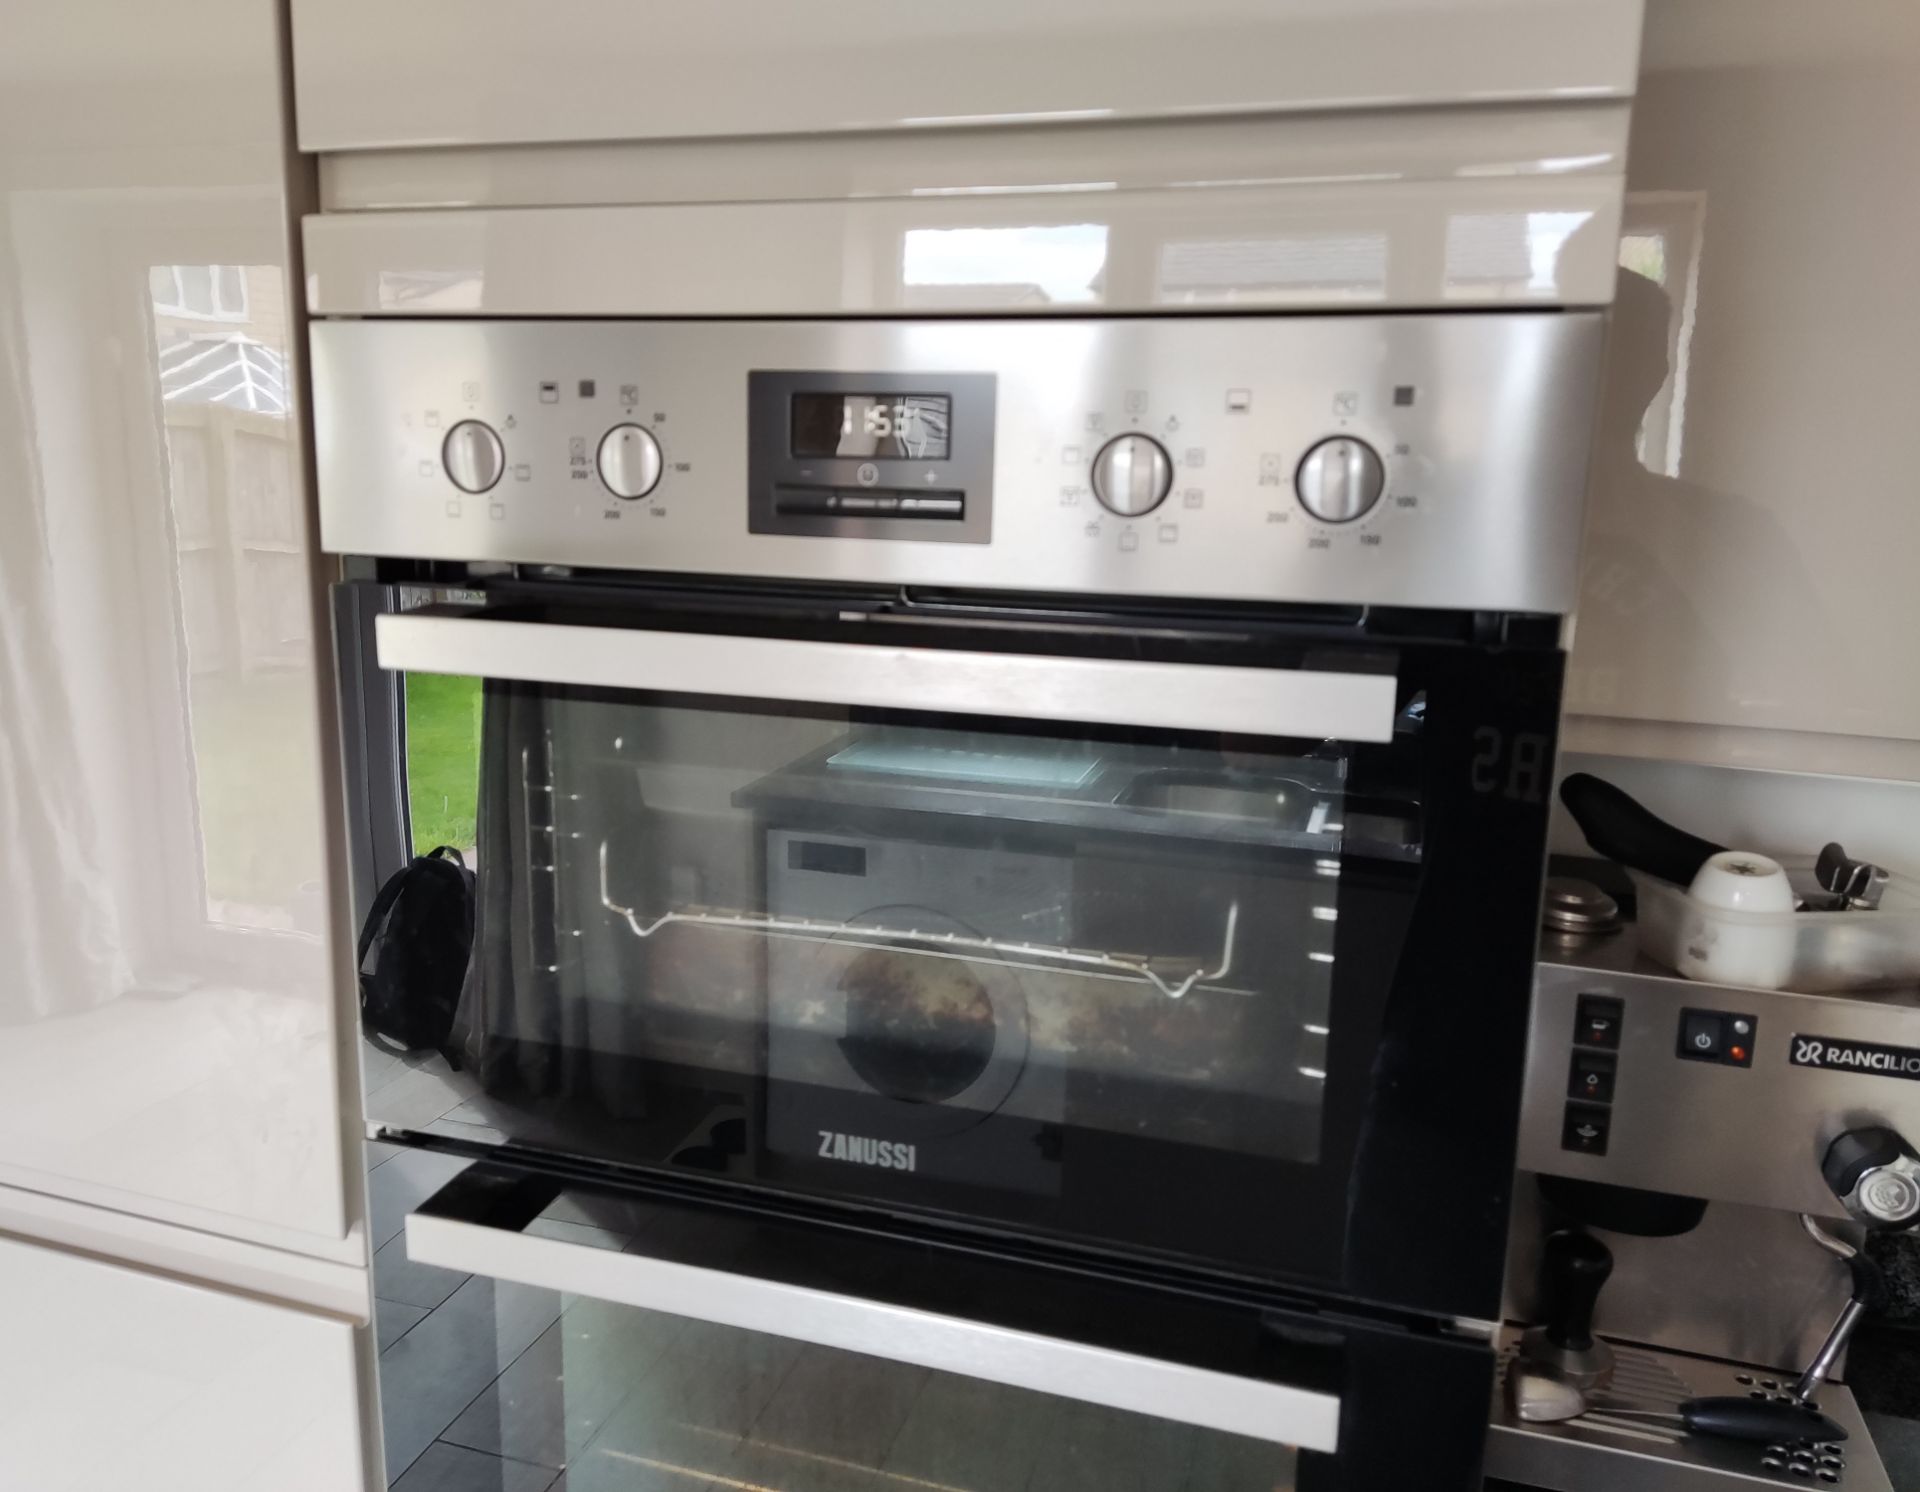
<box><xmin>1565</xmin><ymin>0</ymin><xmax>1920</xmax><ymax>779</ymax></box>
<box><xmin>290</xmin><ymin>0</ymin><xmax>1642</xmax><ymax>152</ymax></box>
<box><xmin>1</xmin><ymin>0</ymin><xmax>356</xmax><ymax>1256</ymax></box>
<box><xmin>0</xmin><ymin>0</ymin><xmax>373</xmax><ymax>1486</ymax></box>
<box><xmin>0</xmin><ymin>1234</ymin><xmax>365</xmax><ymax>1492</ymax></box>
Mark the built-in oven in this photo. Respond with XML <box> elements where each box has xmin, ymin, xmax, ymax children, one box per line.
<box><xmin>323</xmin><ymin>313</ymin><xmax>1601</xmax><ymax>1489</ymax></box>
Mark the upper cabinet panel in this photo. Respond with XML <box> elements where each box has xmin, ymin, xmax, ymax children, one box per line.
<box><xmin>290</xmin><ymin>0</ymin><xmax>1644</xmax><ymax>152</ymax></box>
<box><xmin>0</xmin><ymin>6</ymin><xmax>352</xmax><ymax>1252</ymax></box>
<box><xmin>1567</xmin><ymin>0</ymin><xmax>1920</xmax><ymax>749</ymax></box>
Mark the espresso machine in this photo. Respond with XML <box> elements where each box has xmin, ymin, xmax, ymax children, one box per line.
<box><xmin>1486</xmin><ymin>865</ymin><xmax>1920</xmax><ymax>1490</ymax></box>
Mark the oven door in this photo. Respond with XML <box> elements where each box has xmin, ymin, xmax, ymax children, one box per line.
<box><xmin>341</xmin><ymin>582</ymin><xmax>1561</xmax><ymax>1330</ymax></box>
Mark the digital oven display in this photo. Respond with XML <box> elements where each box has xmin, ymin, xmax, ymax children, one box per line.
<box><xmin>791</xmin><ymin>392</ymin><xmax>951</xmax><ymax>461</ymax></box>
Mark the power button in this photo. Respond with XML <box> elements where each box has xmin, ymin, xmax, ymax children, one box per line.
<box><xmin>1682</xmin><ymin>1012</ymin><xmax>1723</xmax><ymax>1059</ymax></box>
<box><xmin>1677</xmin><ymin>1008</ymin><xmax>1756</xmax><ymax>1067</ymax></box>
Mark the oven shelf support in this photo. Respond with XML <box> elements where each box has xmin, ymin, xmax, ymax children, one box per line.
<box><xmin>597</xmin><ymin>840</ymin><xmax>1238</xmax><ymax>1000</ymax></box>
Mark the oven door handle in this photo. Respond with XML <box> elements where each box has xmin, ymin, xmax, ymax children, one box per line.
<box><xmin>403</xmin><ymin>1166</ymin><xmax>1343</xmax><ymax>1453</ymax></box>
<box><xmin>374</xmin><ymin>611</ymin><xmax>1397</xmax><ymax>742</ymax></box>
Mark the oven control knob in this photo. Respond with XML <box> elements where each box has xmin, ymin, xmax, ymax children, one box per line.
<box><xmin>597</xmin><ymin>423</ymin><xmax>664</xmax><ymax>500</ymax></box>
<box><xmin>1090</xmin><ymin>433</ymin><xmax>1173</xmax><ymax>517</ymax></box>
<box><xmin>441</xmin><ymin>420</ymin><xmax>505</xmax><ymax>494</ymax></box>
<box><xmin>1295</xmin><ymin>436</ymin><xmax>1385</xmax><ymax>523</ymax></box>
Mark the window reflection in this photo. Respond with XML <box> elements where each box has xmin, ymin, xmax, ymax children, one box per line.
<box><xmin>376</xmin><ymin>268</ymin><xmax>484</xmax><ymax>312</ymax></box>
<box><xmin>149</xmin><ymin>265</ymin><xmax>322</xmax><ymax>930</ymax></box>
<box><xmin>1157</xmin><ymin>233</ymin><xmax>1388</xmax><ymax>304</ymax></box>
<box><xmin>902</xmin><ymin>225</ymin><xmax>1108</xmax><ymax>307</ymax></box>
<box><xmin>148</xmin><ymin>263</ymin><xmax>248</xmax><ymax>321</ymax></box>
<box><xmin>1617</xmin><ymin>191</ymin><xmax>1705</xmax><ymax>478</ymax></box>
<box><xmin>1443</xmin><ymin>210</ymin><xmax>1593</xmax><ymax>299</ymax></box>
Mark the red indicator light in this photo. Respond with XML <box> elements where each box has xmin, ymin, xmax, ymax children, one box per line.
<box><xmin>1730</xmin><ymin>1045</ymin><xmax>1748</xmax><ymax>1062</ymax></box>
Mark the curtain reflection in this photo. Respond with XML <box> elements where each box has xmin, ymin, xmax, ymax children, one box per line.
<box><xmin>0</xmin><ymin>241</ymin><xmax>132</xmax><ymax>1020</ymax></box>
<box><xmin>150</xmin><ymin>265</ymin><xmax>323</xmax><ymax>930</ymax></box>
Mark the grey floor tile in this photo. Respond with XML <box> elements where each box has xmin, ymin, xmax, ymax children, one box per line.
<box><xmin>553</xmin><ymin>1444</ymin><xmax>723</xmax><ymax>1492</ymax></box>
<box><xmin>423</xmin><ymin>1117</ymin><xmax>510</xmax><ymax>1146</ymax></box>
<box><xmin>371</xmin><ymin>1060</ymin><xmax>484</xmax><ymax>1131</ymax></box>
<box><xmin>377</xmin><ymin>1300</ymin><xmax>432</xmax><ymax>1352</ymax></box>
<box><xmin>375</xmin><ymin>1232</ymin><xmax>472</xmax><ymax>1311</ymax></box>
<box><xmin>1864</xmin><ymin>1412</ymin><xmax>1920</xmax><ymax>1490</ymax></box>
<box><xmin>389</xmin><ymin>1441</ymin><xmax>558</xmax><ymax>1492</ymax></box>
<box><xmin>882</xmin><ymin>1370</ymin><xmax>1058</xmax><ymax>1490</ymax></box>
<box><xmin>379</xmin><ymin>1276</ymin><xmax>565</xmax><ymax>1480</ymax></box>
<box><xmin>524</xmin><ymin>1218</ymin><xmax>631</xmax><ymax>1251</ymax></box>
<box><xmin>539</xmin><ymin>1192</ymin><xmax>654</xmax><ymax>1234</ymax></box>
<box><xmin>743</xmin><ymin>1343</ymin><xmax>928</xmax><ymax>1465</ymax></box>
<box><xmin>441</xmin><ymin>1296</ymin><xmax>685</xmax><ymax>1469</ymax></box>
<box><xmin>367</xmin><ymin>1139</ymin><xmax>407</xmax><ymax>1172</ymax></box>
<box><xmin>1181</xmin><ymin>1428</ymin><xmax>1299</xmax><ymax>1492</ymax></box>
<box><xmin>580</xmin><ymin>1317</ymin><xmax>803</xmax><ymax>1473</ymax></box>
<box><xmin>367</xmin><ymin>1146</ymin><xmax>474</xmax><ymax>1251</ymax></box>
<box><xmin>445</xmin><ymin>1098</ymin><xmax>496</xmax><ymax>1126</ymax></box>
<box><xmin>719</xmin><ymin>1345</ymin><xmax>927</xmax><ymax>1492</ymax></box>
<box><xmin>1025</xmin><ymin>1399</ymin><xmax>1197</xmax><ymax>1492</ymax></box>
<box><xmin>361</xmin><ymin>1041</ymin><xmax>408</xmax><ymax>1096</ymax></box>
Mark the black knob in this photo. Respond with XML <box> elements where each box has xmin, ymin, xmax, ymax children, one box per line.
<box><xmin>1541</xmin><ymin>1228</ymin><xmax>1613</xmax><ymax>1352</ymax></box>
<box><xmin>1823</xmin><ymin>1126</ymin><xmax>1920</xmax><ymax>1229</ymax></box>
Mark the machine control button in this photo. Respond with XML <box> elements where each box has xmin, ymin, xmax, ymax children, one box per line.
<box><xmin>1562</xmin><ymin>1104</ymin><xmax>1610</xmax><ymax>1156</ymax></box>
<box><xmin>1575</xmin><ymin>995</ymin><xmax>1624</xmax><ymax>1050</ymax></box>
<box><xmin>441</xmin><ymin>420</ymin><xmax>505</xmax><ymax>494</ymax></box>
<box><xmin>1678</xmin><ymin>1008</ymin><xmax>1756</xmax><ymax>1066</ymax></box>
<box><xmin>1090</xmin><ymin>433</ymin><xmax>1174</xmax><ymax>517</ymax></box>
<box><xmin>597</xmin><ymin>423</ymin><xmax>663</xmax><ymax>500</ymax></box>
<box><xmin>1568</xmin><ymin>1051</ymin><xmax>1617</xmax><ymax>1104</ymax></box>
<box><xmin>1681</xmin><ymin>1011</ymin><xmax>1724</xmax><ymax>1059</ymax></box>
<box><xmin>1295</xmin><ymin>436</ymin><xmax>1385</xmax><ymax>523</ymax></box>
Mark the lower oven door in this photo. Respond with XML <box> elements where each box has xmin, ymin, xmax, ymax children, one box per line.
<box><xmin>342</xmin><ymin>586</ymin><xmax>1562</xmax><ymax>1331</ymax></box>
<box><xmin>394</xmin><ymin>1161</ymin><xmax>1500</xmax><ymax>1491</ymax></box>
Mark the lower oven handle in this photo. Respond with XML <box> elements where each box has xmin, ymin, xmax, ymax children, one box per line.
<box><xmin>403</xmin><ymin>1187</ymin><xmax>1342</xmax><ymax>1453</ymax></box>
<box><xmin>374</xmin><ymin>611</ymin><xmax>1397</xmax><ymax>743</ymax></box>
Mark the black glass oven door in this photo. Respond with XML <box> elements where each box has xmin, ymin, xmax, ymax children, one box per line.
<box><xmin>347</xmin><ymin>589</ymin><xmax>1559</xmax><ymax>1325</ymax></box>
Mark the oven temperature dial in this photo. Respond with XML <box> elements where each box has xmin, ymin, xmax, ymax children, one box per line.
<box><xmin>598</xmin><ymin>423</ymin><xmax>664</xmax><ymax>500</ymax></box>
<box><xmin>1090</xmin><ymin>433</ymin><xmax>1172</xmax><ymax>517</ymax></box>
<box><xmin>1296</xmin><ymin>436</ymin><xmax>1385</xmax><ymax>523</ymax></box>
<box><xmin>441</xmin><ymin>420</ymin><xmax>505</xmax><ymax>494</ymax></box>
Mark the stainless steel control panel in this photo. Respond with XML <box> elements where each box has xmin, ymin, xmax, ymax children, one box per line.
<box><xmin>310</xmin><ymin>314</ymin><xmax>1603</xmax><ymax>611</ymax></box>
<box><xmin>1523</xmin><ymin>952</ymin><xmax>1920</xmax><ymax>1219</ymax></box>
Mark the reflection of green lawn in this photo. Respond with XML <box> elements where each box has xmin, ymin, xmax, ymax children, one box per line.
<box><xmin>188</xmin><ymin>669</ymin><xmax>325</xmax><ymax>908</ymax></box>
<box><xmin>405</xmin><ymin>673</ymin><xmax>482</xmax><ymax>854</ymax></box>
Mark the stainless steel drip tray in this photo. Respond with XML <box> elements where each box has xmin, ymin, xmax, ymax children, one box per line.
<box><xmin>1485</xmin><ymin>1337</ymin><xmax>1893</xmax><ymax>1490</ymax></box>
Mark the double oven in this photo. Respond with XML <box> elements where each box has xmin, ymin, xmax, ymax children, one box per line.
<box><xmin>324</xmin><ymin>312</ymin><xmax>1601</xmax><ymax>1487</ymax></box>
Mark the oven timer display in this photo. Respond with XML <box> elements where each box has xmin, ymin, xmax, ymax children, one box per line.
<box><xmin>791</xmin><ymin>392</ymin><xmax>951</xmax><ymax>461</ymax></box>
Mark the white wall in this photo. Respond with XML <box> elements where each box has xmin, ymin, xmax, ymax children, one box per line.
<box><xmin>1565</xmin><ymin>0</ymin><xmax>1920</xmax><ymax>776</ymax></box>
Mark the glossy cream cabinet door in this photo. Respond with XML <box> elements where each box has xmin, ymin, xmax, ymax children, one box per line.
<box><xmin>1567</xmin><ymin>1</ymin><xmax>1920</xmax><ymax>767</ymax></box>
<box><xmin>0</xmin><ymin>1235</ymin><xmax>364</xmax><ymax>1491</ymax></box>
<box><xmin>290</xmin><ymin>0</ymin><xmax>1643</xmax><ymax>151</ymax></box>
<box><xmin>0</xmin><ymin>6</ymin><xmax>355</xmax><ymax>1253</ymax></box>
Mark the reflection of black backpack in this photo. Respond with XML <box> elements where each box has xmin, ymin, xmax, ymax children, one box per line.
<box><xmin>357</xmin><ymin>846</ymin><xmax>474</xmax><ymax>1060</ymax></box>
